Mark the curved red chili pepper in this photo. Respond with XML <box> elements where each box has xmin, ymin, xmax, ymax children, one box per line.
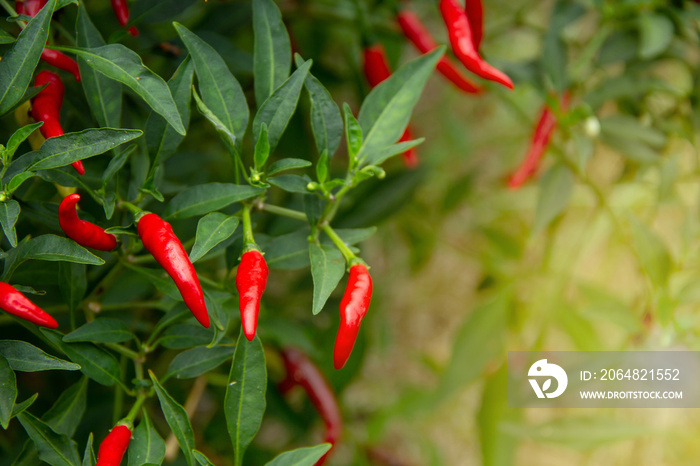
<box><xmin>110</xmin><ymin>0</ymin><xmax>139</xmax><ymax>37</ymax></box>
<box><xmin>137</xmin><ymin>213</ymin><xmax>210</xmax><ymax>328</ymax></box>
<box><xmin>0</xmin><ymin>282</ymin><xmax>58</xmax><ymax>328</ymax></box>
<box><xmin>236</xmin><ymin>249</ymin><xmax>268</xmax><ymax>341</ymax></box>
<box><xmin>334</xmin><ymin>264</ymin><xmax>372</xmax><ymax>370</ymax></box>
<box><xmin>396</xmin><ymin>9</ymin><xmax>481</xmax><ymax>94</ymax></box>
<box><xmin>279</xmin><ymin>347</ymin><xmax>342</xmax><ymax>466</ymax></box>
<box><xmin>508</xmin><ymin>92</ymin><xmax>571</xmax><ymax>189</ymax></box>
<box><xmin>58</xmin><ymin>194</ymin><xmax>117</xmax><ymax>251</ymax></box>
<box><xmin>362</xmin><ymin>44</ymin><xmax>420</xmax><ymax>168</ymax></box>
<box><xmin>439</xmin><ymin>0</ymin><xmax>513</xmax><ymax>89</ymax></box>
<box><xmin>464</xmin><ymin>0</ymin><xmax>484</xmax><ymax>51</ymax></box>
<box><xmin>31</xmin><ymin>71</ymin><xmax>85</xmax><ymax>175</ymax></box>
<box><xmin>96</xmin><ymin>424</ymin><xmax>131</xmax><ymax>466</ymax></box>
<box><xmin>16</xmin><ymin>0</ymin><xmax>82</xmax><ymax>81</ymax></box>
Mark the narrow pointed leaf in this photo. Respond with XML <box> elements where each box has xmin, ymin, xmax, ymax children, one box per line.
<box><xmin>63</xmin><ymin>319</ymin><xmax>134</xmax><ymax>344</ymax></box>
<box><xmin>0</xmin><ymin>354</ymin><xmax>16</xmax><ymax>429</ymax></box>
<box><xmin>189</xmin><ymin>213</ymin><xmax>239</xmax><ymax>263</ymax></box>
<box><xmin>163</xmin><ymin>183</ymin><xmax>264</xmax><ymax>219</ymax></box>
<box><xmin>166</xmin><ymin>345</ymin><xmax>235</xmax><ymax>379</ymax></box>
<box><xmin>150</xmin><ymin>371</ymin><xmax>196</xmax><ymax>466</ymax></box>
<box><xmin>264</xmin><ymin>444</ymin><xmax>332</xmax><ymax>466</ymax></box>
<box><xmin>17</xmin><ymin>412</ymin><xmax>81</xmax><ymax>466</ymax></box>
<box><xmin>43</xmin><ymin>377</ymin><xmax>88</xmax><ymax>437</ymax></box>
<box><xmin>0</xmin><ymin>340</ymin><xmax>80</xmax><ymax>372</ymax></box>
<box><xmin>309</xmin><ymin>243</ymin><xmax>345</xmax><ymax>315</ymax></box>
<box><xmin>82</xmin><ymin>433</ymin><xmax>95</xmax><ymax>466</ymax></box>
<box><xmin>127</xmin><ymin>411</ymin><xmax>166</xmax><ymax>466</ymax></box>
<box><xmin>0</xmin><ymin>200</ymin><xmax>20</xmax><ymax>247</ymax></box>
<box><xmin>253</xmin><ymin>0</ymin><xmax>291</xmax><ymax>105</ymax></box>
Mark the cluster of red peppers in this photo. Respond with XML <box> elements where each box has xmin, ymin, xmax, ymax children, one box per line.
<box><xmin>362</xmin><ymin>0</ymin><xmax>513</xmax><ymax>167</ymax></box>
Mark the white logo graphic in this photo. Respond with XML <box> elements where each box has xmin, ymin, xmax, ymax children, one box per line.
<box><xmin>528</xmin><ymin>359</ymin><xmax>568</xmax><ymax>398</ymax></box>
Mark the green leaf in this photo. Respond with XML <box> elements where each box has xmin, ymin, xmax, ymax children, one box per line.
<box><xmin>225</xmin><ymin>331</ymin><xmax>267</xmax><ymax>466</ymax></box>
<box><xmin>0</xmin><ymin>28</ymin><xmax>15</xmax><ymax>44</ymax></box>
<box><xmin>599</xmin><ymin>115</ymin><xmax>666</xmax><ymax>148</ymax></box>
<box><xmin>58</xmin><ymin>262</ymin><xmax>87</xmax><ymax>314</ymax></box>
<box><xmin>268</xmin><ymin>174</ymin><xmax>311</xmax><ymax>194</ymax></box>
<box><xmin>0</xmin><ymin>340</ymin><xmax>80</xmax><ymax>372</ymax></box>
<box><xmin>437</xmin><ymin>291</ymin><xmax>509</xmax><ymax>399</ymax></box>
<box><xmin>17</xmin><ymin>412</ymin><xmax>81</xmax><ymax>466</ymax></box>
<box><xmin>0</xmin><ymin>354</ymin><xmax>16</xmax><ymax>429</ymax></box>
<box><xmin>4</xmin><ymin>122</ymin><xmax>43</xmax><ymax>164</ymax></box>
<box><xmin>163</xmin><ymin>183</ymin><xmax>264</xmax><ymax>219</ymax></box>
<box><xmin>264</xmin><ymin>444</ymin><xmax>332</xmax><ymax>466</ymax></box>
<box><xmin>174</xmin><ymin>23</ymin><xmax>248</xmax><ymax>147</ymax></box>
<box><xmin>192</xmin><ymin>87</ymin><xmax>237</xmax><ymax>154</ymax></box>
<box><xmin>532</xmin><ymin>164</ymin><xmax>574</xmax><ymax>235</ymax></box>
<box><xmin>167</xmin><ymin>345</ymin><xmax>235</xmax><ymax>380</ymax></box>
<box><xmin>638</xmin><ymin>14</ymin><xmax>674</xmax><ymax>60</ymax></box>
<box><xmin>267</xmin><ymin>158</ymin><xmax>312</xmax><ymax>176</ymax></box>
<box><xmin>252</xmin><ymin>0</ymin><xmax>292</xmax><ymax>105</ymax></box>
<box><xmin>542</xmin><ymin>1</ymin><xmax>584</xmax><ymax>92</ymax></box>
<box><xmin>67</xmin><ymin>45</ymin><xmax>185</xmax><ymax>135</ymax></box>
<box><xmin>193</xmin><ymin>450</ymin><xmax>215</xmax><ymax>466</ymax></box>
<box><xmin>7</xmin><ymin>171</ymin><xmax>35</xmax><ymax>194</ymax></box>
<box><xmin>309</xmin><ymin>243</ymin><xmax>345</xmax><ymax>315</ymax></box>
<box><xmin>11</xmin><ymin>394</ymin><xmax>38</xmax><ymax>419</ymax></box>
<box><xmin>158</xmin><ymin>324</ymin><xmax>213</xmax><ymax>349</ymax></box>
<box><xmin>477</xmin><ymin>365</ymin><xmax>519</xmax><ymax>466</ymax></box>
<box><xmin>41</xmin><ymin>329</ymin><xmax>122</xmax><ymax>387</ymax></box>
<box><xmin>43</xmin><ymin>377</ymin><xmax>88</xmax><ymax>437</ymax></box>
<box><xmin>0</xmin><ymin>0</ymin><xmax>56</xmax><ymax>115</ymax></box>
<box><xmin>502</xmin><ymin>417</ymin><xmax>654</xmax><ymax>450</ymax></box>
<box><xmin>343</xmin><ymin>104</ymin><xmax>362</xmax><ymax>162</ymax></box>
<box><xmin>254</xmin><ymin>124</ymin><xmax>270</xmax><ymax>170</ymax></box>
<box><xmin>82</xmin><ymin>433</ymin><xmax>95</xmax><ymax>466</ymax></box>
<box><xmin>628</xmin><ymin>216</ymin><xmax>672</xmax><ymax>286</ymax></box>
<box><xmin>0</xmin><ymin>200</ymin><xmax>20</xmax><ymax>247</ymax></box>
<box><xmin>128</xmin><ymin>411</ymin><xmax>166</xmax><ymax>466</ymax></box>
<box><xmin>357</xmin><ymin>47</ymin><xmax>443</xmax><ymax>165</ymax></box>
<box><xmin>253</xmin><ymin>60</ymin><xmax>312</xmax><ymax>152</ymax></box>
<box><xmin>150</xmin><ymin>371</ymin><xmax>196</xmax><ymax>466</ymax></box>
<box><xmin>126</xmin><ymin>264</ymin><xmax>181</xmax><ymax>301</ymax></box>
<box><xmin>295</xmin><ymin>55</ymin><xmax>342</xmax><ymax>157</ymax></box>
<box><xmin>189</xmin><ymin>213</ymin><xmax>239</xmax><ymax>263</ymax></box>
<box><xmin>63</xmin><ymin>319</ymin><xmax>134</xmax><ymax>344</ymax></box>
<box><xmin>370</xmin><ymin>137</ymin><xmax>425</xmax><ymax>166</ymax></box>
<box><xmin>131</xmin><ymin>0</ymin><xmax>198</xmax><ymax>24</ymax></box>
<box><xmin>76</xmin><ymin>3</ymin><xmax>122</xmax><ymax>128</ymax></box>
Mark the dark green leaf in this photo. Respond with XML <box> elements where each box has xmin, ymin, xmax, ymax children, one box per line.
<box><xmin>4</xmin><ymin>122</ymin><xmax>43</xmax><ymax>164</ymax></box>
<box><xmin>76</xmin><ymin>3</ymin><xmax>122</xmax><ymax>128</ymax></box>
<box><xmin>163</xmin><ymin>183</ymin><xmax>264</xmax><ymax>219</ymax></box>
<box><xmin>17</xmin><ymin>412</ymin><xmax>81</xmax><ymax>466</ymax></box>
<box><xmin>0</xmin><ymin>28</ymin><xmax>15</xmax><ymax>44</ymax></box>
<box><xmin>0</xmin><ymin>354</ymin><xmax>16</xmax><ymax>429</ymax></box>
<box><xmin>192</xmin><ymin>88</ymin><xmax>237</xmax><ymax>153</ymax></box>
<box><xmin>253</xmin><ymin>60</ymin><xmax>312</xmax><ymax>152</ymax></box>
<box><xmin>166</xmin><ymin>345</ymin><xmax>235</xmax><ymax>379</ymax></box>
<box><xmin>190</xmin><ymin>213</ymin><xmax>239</xmax><ymax>263</ymax></box>
<box><xmin>542</xmin><ymin>2</ymin><xmax>584</xmax><ymax>92</ymax></box>
<box><xmin>68</xmin><ymin>45</ymin><xmax>185</xmax><ymax>134</ymax></box>
<box><xmin>268</xmin><ymin>174</ymin><xmax>311</xmax><ymax>194</ymax></box>
<box><xmin>0</xmin><ymin>200</ymin><xmax>20</xmax><ymax>247</ymax></box>
<box><xmin>254</xmin><ymin>124</ymin><xmax>270</xmax><ymax>170</ymax></box>
<box><xmin>11</xmin><ymin>394</ymin><xmax>38</xmax><ymax>419</ymax></box>
<box><xmin>357</xmin><ymin>48</ymin><xmax>443</xmax><ymax>165</ymax></box>
<box><xmin>58</xmin><ymin>262</ymin><xmax>86</xmax><ymax>314</ymax></box>
<box><xmin>131</xmin><ymin>0</ymin><xmax>198</xmax><ymax>24</ymax></box>
<box><xmin>159</xmin><ymin>324</ymin><xmax>213</xmax><ymax>349</ymax></box>
<box><xmin>193</xmin><ymin>450</ymin><xmax>215</xmax><ymax>466</ymax></box>
<box><xmin>264</xmin><ymin>444</ymin><xmax>332</xmax><ymax>466</ymax></box>
<box><xmin>252</xmin><ymin>0</ymin><xmax>292</xmax><ymax>105</ymax></box>
<box><xmin>126</xmin><ymin>264</ymin><xmax>181</xmax><ymax>301</ymax></box>
<box><xmin>63</xmin><ymin>319</ymin><xmax>134</xmax><ymax>344</ymax></box>
<box><xmin>343</xmin><ymin>103</ymin><xmax>362</xmax><ymax>162</ymax></box>
<box><xmin>0</xmin><ymin>340</ymin><xmax>80</xmax><ymax>372</ymax></box>
<box><xmin>225</xmin><ymin>331</ymin><xmax>267</xmax><ymax>466</ymax></box>
<box><xmin>43</xmin><ymin>377</ymin><xmax>88</xmax><ymax>437</ymax></box>
<box><xmin>0</xmin><ymin>0</ymin><xmax>56</xmax><ymax>115</ymax></box>
<box><xmin>309</xmin><ymin>243</ymin><xmax>345</xmax><ymax>315</ymax></box>
<box><xmin>267</xmin><ymin>158</ymin><xmax>312</xmax><ymax>176</ymax></box>
<box><xmin>82</xmin><ymin>433</ymin><xmax>95</xmax><ymax>466</ymax></box>
<box><xmin>150</xmin><ymin>372</ymin><xmax>196</xmax><ymax>466</ymax></box>
<box><xmin>174</xmin><ymin>23</ymin><xmax>248</xmax><ymax>147</ymax></box>
<box><xmin>128</xmin><ymin>411</ymin><xmax>165</xmax><ymax>466</ymax></box>
<box><xmin>532</xmin><ymin>164</ymin><xmax>574</xmax><ymax>235</ymax></box>
<box><xmin>370</xmin><ymin>137</ymin><xmax>425</xmax><ymax>166</ymax></box>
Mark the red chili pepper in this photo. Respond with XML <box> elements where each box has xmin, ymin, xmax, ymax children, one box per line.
<box><xmin>58</xmin><ymin>194</ymin><xmax>117</xmax><ymax>251</ymax></box>
<box><xmin>439</xmin><ymin>0</ymin><xmax>513</xmax><ymax>89</ymax></box>
<box><xmin>396</xmin><ymin>9</ymin><xmax>481</xmax><ymax>94</ymax></box>
<box><xmin>362</xmin><ymin>44</ymin><xmax>420</xmax><ymax>168</ymax></box>
<box><xmin>16</xmin><ymin>0</ymin><xmax>82</xmax><ymax>81</ymax></box>
<box><xmin>508</xmin><ymin>92</ymin><xmax>571</xmax><ymax>189</ymax></box>
<box><xmin>236</xmin><ymin>249</ymin><xmax>268</xmax><ymax>341</ymax></box>
<box><xmin>279</xmin><ymin>347</ymin><xmax>342</xmax><ymax>466</ymax></box>
<box><xmin>31</xmin><ymin>71</ymin><xmax>85</xmax><ymax>175</ymax></box>
<box><xmin>464</xmin><ymin>0</ymin><xmax>484</xmax><ymax>51</ymax></box>
<box><xmin>334</xmin><ymin>264</ymin><xmax>372</xmax><ymax>370</ymax></box>
<box><xmin>96</xmin><ymin>424</ymin><xmax>131</xmax><ymax>466</ymax></box>
<box><xmin>137</xmin><ymin>213</ymin><xmax>210</xmax><ymax>328</ymax></box>
<box><xmin>0</xmin><ymin>282</ymin><xmax>58</xmax><ymax>328</ymax></box>
<box><xmin>110</xmin><ymin>0</ymin><xmax>139</xmax><ymax>37</ymax></box>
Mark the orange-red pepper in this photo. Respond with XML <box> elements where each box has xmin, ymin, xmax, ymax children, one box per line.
<box><xmin>334</xmin><ymin>264</ymin><xmax>372</xmax><ymax>370</ymax></box>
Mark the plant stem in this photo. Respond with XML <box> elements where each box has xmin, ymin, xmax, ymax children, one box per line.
<box><xmin>259</xmin><ymin>203</ymin><xmax>307</xmax><ymax>221</ymax></box>
<box><xmin>119</xmin><ymin>200</ymin><xmax>142</xmax><ymax>216</ymax></box>
<box><xmin>106</xmin><ymin>343</ymin><xmax>140</xmax><ymax>360</ymax></box>
<box><xmin>320</xmin><ymin>223</ymin><xmax>355</xmax><ymax>264</ymax></box>
<box><xmin>124</xmin><ymin>392</ymin><xmax>148</xmax><ymax>424</ymax></box>
<box><xmin>241</xmin><ymin>202</ymin><xmax>255</xmax><ymax>247</ymax></box>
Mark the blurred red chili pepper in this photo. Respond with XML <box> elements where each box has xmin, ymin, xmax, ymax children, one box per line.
<box><xmin>137</xmin><ymin>213</ymin><xmax>210</xmax><ymax>328</ymax></box>
<box><xmin>439</xmin><ymin>0</ymin><xmax>513</xmax><ymax>89</ymax></box>
<box><xmin>236</xmin><ymin>249</ymin><xmax>268</xmax><ymax>341</ymax></box>
<box><xmin>464</xmin><ymin>0</ymin><xmax>484</xmax><ymax>51</ymax></box>
<box><xmin>96</xmin><ymin>423</ymin><xmax>131</xmax><ymax>466</ymax></box>
<box><xmin>0</xmin><ymin>282</ymin><xmax>58</xmax><ymax>328</ymax></box>
<box><xmin>59</xmin><ymin>194</ymin><xmax>117</xmax><ymax>251</ymax></box>
<box><xmin>396</xmin><ymin>9</ymin><xmax>481</xmax><ymax>94</ymax></box>
<box><xmin>334</xmin><ymin>264</ymin><xmax>372</xmax><ymax>370</ymax></box>
<box><xmin>110</xmin><ymin>0</ymin><xmax>139</xmax><ymax>37</ymax></box>
<box><xmin>279</xmin><ymin>347</ymin><xmax>342</xmax><ymax>466</ymax></box>
<box><xmin>362</xmin><ymin>44</ymin><xmax>420</xmax><ymax>168</ymax></box>
<box><xmin>16</xmin><ymin>0</ymin><xmax>82</xmax><ymax>81</ymax></box>
<box><xmin>31</xmin><ymin>71</ymin><xmax>85</xmax><ymax>175</ymax></box>
<box><xmin>508</xmin><ymin>92</ymin><xmax>571</xmax><ymax>189</ymax></box>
